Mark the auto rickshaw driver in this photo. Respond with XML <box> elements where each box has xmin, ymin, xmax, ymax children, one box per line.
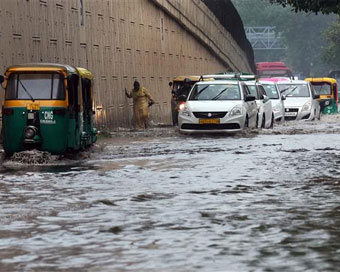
<box><xmin>170</xmin><ymin>77</ymin><xmax>195</xmax><ymax>126</ymax></box>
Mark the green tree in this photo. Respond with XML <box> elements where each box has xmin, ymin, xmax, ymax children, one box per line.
<box><xmin>232</xmin><ymin>0</ymin><xmax>337</xmax><ymax>77</ymax></box>
<box><xmin>269</xmin><ymin>0</ymin><xmax>340</xmax><ymax>15</ymax></box>
<box><xmin>323</xmin><ymin>19</ymin><xmax>340</xmax><ymax>68</ymax></box>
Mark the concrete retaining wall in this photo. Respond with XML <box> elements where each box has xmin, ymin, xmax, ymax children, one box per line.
<box><xmin>0</xmin><ymin>0</ymin><xmax>253</xmax><ymax>128</ymax></box>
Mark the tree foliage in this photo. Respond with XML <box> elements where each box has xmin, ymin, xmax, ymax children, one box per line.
<box><xmin>323</xmin><ymin>19</ymin><xmax>340</xmax><ymax>67</ymax></box>
<box><xmin>269</xmin><ymin>0</ymin><xmax>340</xmax><ymax>15</ymax></box>
<box><xmin>232</xmin><ymin>0</ymin><xmax>337</xmax><ymax>77</ymax></box>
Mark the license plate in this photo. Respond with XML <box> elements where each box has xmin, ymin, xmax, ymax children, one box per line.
<box><xmin>199</xmin><ymin>119</ymin><xmax>220</xmax><ymax>124</ymax></box>
<box><xmin>27</xmin><ymin>103</ymin><xmax>40</xmax><ymax>110</ymax></box>
<box><xmin>28</xmin><ymin>112</ymin><xmax>34</xmax><ymax>119</ymax></box>
<box><xmin>285</xmin><ymin>112</ymin><xmax>297</xmax><ymax>116</ymax></box>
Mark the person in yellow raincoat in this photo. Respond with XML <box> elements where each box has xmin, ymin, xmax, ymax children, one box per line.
<box><xmin>125</xmin><ymin>81</ymin><xmax>155</xmax><ymax>128</ymax></box>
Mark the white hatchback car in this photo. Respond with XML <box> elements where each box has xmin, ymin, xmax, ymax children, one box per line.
<box><xmin>260</xmin><ymin>80</ymin><xmax>285</xmax><ymax>122</ymax></box>
<box><xmin>244</xmin><ymin>81</ymin><xmax>274</xmax><ymax>128</ymax></box>
<box><xmin>276</xmin><ymin>80</ymin><xmax>321</xmax><ymax>121</ymax></box>
<box><xmin>178</xmin><ymin>80</ymin><xmax>258</xmax><ymax>133</ymax></box>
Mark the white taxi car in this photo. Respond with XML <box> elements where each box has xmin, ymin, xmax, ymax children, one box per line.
<box><xmin>260</xmin><ymin>80</ymin><xmax>285</xmax><ymax>122</ymax></box>
<box><xmin>244</xmin><ymin>81</ymin><xmax>274</xmax><ymax>128</ymax></box>
<box><xmin>276</xmin><ymin>80</ymin><xmax>321</xmax><ymax>121</ymax></box>
<box><xmin>178</xmin><ymin>79</ymin><xmax>258</xmax><ymax>133</ymax></box>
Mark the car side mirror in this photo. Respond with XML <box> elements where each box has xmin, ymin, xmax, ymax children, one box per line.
<box><xmin>177</xmin><ymin>95</ymin><xmax>187</xmax><ymax>102</ymax></box>
<box><xmin>245</xmin><ymin>95</ymin><xmax>256</xmax><ymax>102</ymax></box>
<box><xmin>314</xmin><ymin>94</ymin><xmax>320</xmax><ymax>99</ymax></box>
<box><xmin>169</xmin><ymin>82</ymin><xmax>173</xmax><ymax>87</ymax></box>
<box><xmin>281</xmin><ymin>95</ymin><xmax>286</xmax><ymax>101</ymax></box>
<box><xmin>0</xmin><ymin>75</ymin><xmax>4</xmax><ymax>84</ymax></box>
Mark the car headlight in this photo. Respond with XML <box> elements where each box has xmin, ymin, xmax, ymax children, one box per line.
<box><xmin>302</xmin><ymin>101</ymin><xmax>311</xmax><ymax>111</ymax></box>
<box><xmin>179</xmin><ymin>104</ymin><xmax>191</xmax><ymax>117</ymax></box>
<box><xmin>230</xmin><ymin>105</ymin><xmax>243</xmax><ymax>116</ymax></box>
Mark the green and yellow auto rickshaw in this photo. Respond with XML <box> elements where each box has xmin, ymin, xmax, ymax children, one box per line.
<box><xmin>0</xmin><ymin>63</ymin><xmax>97</xmax><ymax>156</ymax></box>
<box><xmin>169</xmin><ymin>76</ymin><xmax>201</xmax><ymax>126</ymax></box>
<box><xmin>305</xmin><ymin>77</ymin><xmax>338</xmax><ymax>114</ymax></box>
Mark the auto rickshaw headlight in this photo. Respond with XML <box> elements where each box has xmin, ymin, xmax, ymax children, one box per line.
<box><xmin>24</xmin><ymin>126</ymin><xmax>38</xmax><ymax>139</ymax></box>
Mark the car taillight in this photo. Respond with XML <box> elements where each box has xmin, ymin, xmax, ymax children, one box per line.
<box><xmin>2</xmin><ymin>108</ymin><xmax>13</xmax><ymax>116</ymax></box>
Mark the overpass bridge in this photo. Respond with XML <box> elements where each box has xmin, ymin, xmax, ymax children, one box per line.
<box><xmin>0</xmin><ymin>0</ymin><xmax>254</xmax><ymax>128</ymax></box>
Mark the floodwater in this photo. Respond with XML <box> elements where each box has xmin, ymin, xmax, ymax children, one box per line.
<box><xmin>2</xmin><ymin>117</ymin><xmax>340</xmax><ymax>271</ymax></box>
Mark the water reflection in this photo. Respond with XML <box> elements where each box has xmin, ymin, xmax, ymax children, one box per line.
<box><xmin>1</xmin><ymin>131</ymin><xmax>340</xmax><ymax>271</ymax></box>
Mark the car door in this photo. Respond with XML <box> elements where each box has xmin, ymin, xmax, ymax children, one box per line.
<box><xmin>257</xmin><ymin>84</ymin><xmax>272</xmax><ymax>122</ymax></box>
<box><xmin>242</xmin><ymin>83</ymin><xmax>257</xmax><ymax>120</ymax></box>
<box><xmin>309</xmin><ymin>83</ymin><xmax>320</xmax><ymax>118</ymax></box>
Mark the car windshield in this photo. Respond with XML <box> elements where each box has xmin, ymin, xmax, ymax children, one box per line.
<box><xmin>188</xmin><ymin>84</ymin><xmax>241</xmax><ymax>101</ymax></box>
<box><xmin>262</xmin><ymin>84</ymin><xmax>279</xmax><ymax>99</ymax></box>
<box><xmin>313</xmin><ymin>83</ymin><xmax>332</xmax><ymax>95</ymax></box>
<box><xmin>247</xmin><ymin>85</ymin><xmax>259</xmax><ymax>99</ymax></box>
<box><xmin>6</xmin><ymin>73</ymin><xmax>65</xmax><ymax>100</ymax></box>
<box><xmin>278</xmin><ymin>84</ymin><xmax>310</xmax><ymax>97</ymax></box>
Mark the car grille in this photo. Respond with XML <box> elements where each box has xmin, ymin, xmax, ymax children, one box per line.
<box><xmin>285</xmin><ymin>108</ymin><xmax>299</xmax><ymax>112</ymax></box>
<box><xmin>192</xmin><ymin>112</ymin><xmax>227</xmax><ymax>119</ymax></box>
<box><xmin>181</xmin><ymin>123</ymin><xmax>240</xmax><ymax>130</ymax></box>
<box><xmin>284</xmin><ymin>108</ymin><xmax>299</xmax><ymax>121</ymax></box>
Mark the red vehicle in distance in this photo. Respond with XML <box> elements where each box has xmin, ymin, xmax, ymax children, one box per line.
<box><xmin>256</xmin><ymin>62</ymin><xmax>293</xmax><ymax>78</ymax></box>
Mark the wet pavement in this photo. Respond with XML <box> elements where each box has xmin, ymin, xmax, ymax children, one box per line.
<box><xmin>2</xmin><ymin>116</ymin><xmax>340</xmax><ymax>271</ymax></box>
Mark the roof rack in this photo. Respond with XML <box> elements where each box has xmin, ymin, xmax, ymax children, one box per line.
<box><xmin>199</xmin><ymin>73</ymin><xmax>257</xmax><ymax>81</ymax></box>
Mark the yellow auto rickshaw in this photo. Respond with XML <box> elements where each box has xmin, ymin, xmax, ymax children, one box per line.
<box><xmin>305</xmin><ymin>77</ymin><xmax>338</xmax><ymax>114</ymax></box>
<box><xmin>169</xmin><ymin>76</ymin><xmax>201</xmax><ymax>126</ymax></box>
<box><xmin>0</xmin><ymin>63</ymin><xmax>97</xmax><ymax>156</ymax></box>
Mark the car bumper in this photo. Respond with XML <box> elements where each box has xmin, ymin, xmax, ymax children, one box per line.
<box><xmin>273</xmin><ymin>110</ymin><xmax>284</xmax><ymax>121</ymax></box>
<box><xmin>178</xmin><ymin>114</ymin><xmax>244</xmax><ymax>133</ymax></box>
<box><xmin>284</xmin><ymin>107</ymin><xmax>313</xmax><ymax>121</ymax></box>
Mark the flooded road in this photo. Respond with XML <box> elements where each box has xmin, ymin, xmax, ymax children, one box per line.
<box><xmin>2</xmin><ymin>117</ymin><xmax>340</xmax><ymax>271</ymax></box>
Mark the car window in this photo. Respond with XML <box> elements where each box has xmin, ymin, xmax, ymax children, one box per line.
<box><xmin>278</xmin><ymin>84</ymin><xmax>310</xmax><ymax>97</ymax></box>
<box><xmin>262</xmin><ymin>84</ymin><xmax>280</xmax><ymax>99</ymax></box>
<box><xmin>247</xmin><ymin>85</ymin><xmax>259</xmax><ymax>99</ymax></box>
<box><xmin>258</xmin><ymin>85</ymin><xmax>267</xmax><ymax>99</ymax></box>
<box><xmin>242</xmin><ymin>84</ymin><xmax>250</xmax><ymax>97</ymax></box>
<box><xmin>188</xmin><ymin>84</ymin><xmax>241</xmax><ymax>101</ymax></box>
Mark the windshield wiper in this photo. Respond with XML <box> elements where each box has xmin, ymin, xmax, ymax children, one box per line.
<box><xmin>282</xmin><ymin>86</ymin><xmax>297</xmax><ymax>97</ymax></box>
<box><xmin>192</xmin><ymin>85</ymin><xmax>209</xmax><ymax>100</ymax></box>
<box><xmin>284</xmin><ymin>86</ymin><xmax>298</xmax><ymax>96</ymax></box>
<box><xmin>18</xmin><ymin>78</ymin><xmax>35</xmax><ymax>102</ymax></box>
<box><xmin>212</xmin><ymin>88</ymin><xmax>229</xmax><ymax>100</ymax></box>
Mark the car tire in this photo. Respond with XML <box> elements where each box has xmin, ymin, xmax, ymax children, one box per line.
<box><xmin>244</xmin><ymin>116</ymin><xmax>249</xmax><ymax>129</ymax></box>
<box><xmin>261</xmin><ymin>114</ymin><xmax>265</xmax><ymax>128</ymax></box>
<box><xmin>270</xmin><ymin>113</ymin><xmax>274</xmax><ymax>128</ymax></box>
<box><xmin>256</xmin><ymin>114</ymin><xmax>259</xmax><ymax>128</ymax></box>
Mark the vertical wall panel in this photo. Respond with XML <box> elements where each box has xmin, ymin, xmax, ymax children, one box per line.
<box><xmin>0</xmin><ymin>0</ymin><xmax>251</xmax><ymax>128</ymax></box>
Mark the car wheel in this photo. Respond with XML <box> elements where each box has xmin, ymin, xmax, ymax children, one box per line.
<box><xmin>261</xmin><ymin>114</ymin><xmax>265</xmax><ymax>128</ymax></box>
<box><xmin>270</xmin><ymin>113</ymin><xmax>274</xmax><ymax>128</ymax></box>
<box><xmin>244</xmin><ymin>116</ymin><xmax>249</xmax><ymax>128</ymax></box>
<box><xmin>318</xmin><ymin>110</ymin><xmax>321</xmax><ymax>120</ymax></box>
